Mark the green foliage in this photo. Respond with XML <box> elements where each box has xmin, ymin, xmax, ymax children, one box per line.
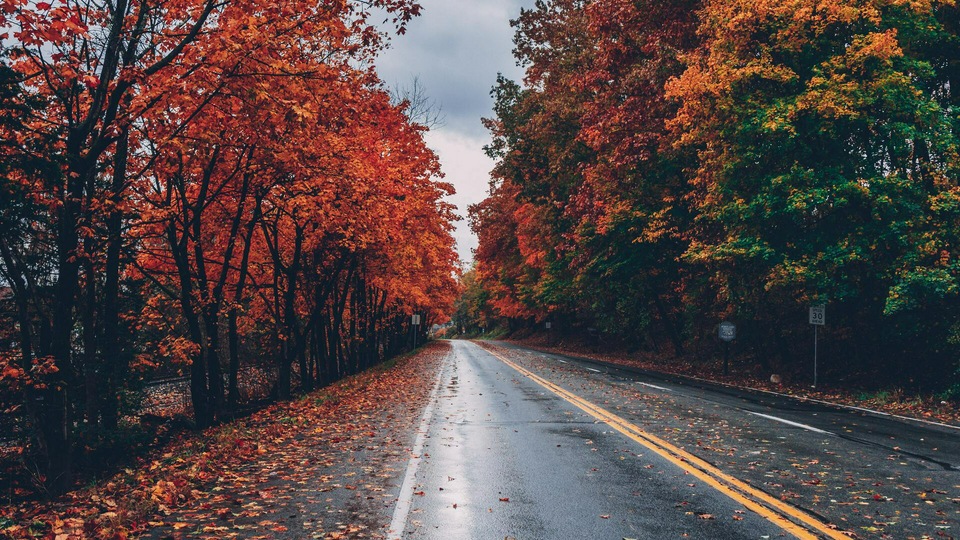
<box><xmin>468</xmin><ymin>0</ymin><xmax>960</xmax><ymax>388</ymax></box>
<box><xmin>451</xmin><ymin>268</ymin><xmax>495</xmax><ymax>334</ymax></box>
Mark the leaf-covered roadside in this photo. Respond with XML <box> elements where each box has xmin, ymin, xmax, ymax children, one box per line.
<box><xmin>498</xmin><ymin>336</ymin><xmax>960</xmax><ymax>427</ymax></box>
<box><xmin>0</xmin><ymin>342</ymin><xmax>448</xmax><ymax>540</ymax></box>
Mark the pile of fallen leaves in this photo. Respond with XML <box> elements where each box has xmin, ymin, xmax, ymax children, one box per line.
<box><xmin>0</xmin><ymin>343</ymin><xmax>446</xmax><ymax>540</ymax></box>
<box><xmin>506</xmin><ymin>335</ymin><xmax>960</xmax><ymax>426</ymax></box>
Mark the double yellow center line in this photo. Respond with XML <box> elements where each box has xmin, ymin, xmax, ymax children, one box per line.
<box><xmin>486</xmin><ymin>348</ymin><xmax>849</xmax><ymax>540</ymax></box>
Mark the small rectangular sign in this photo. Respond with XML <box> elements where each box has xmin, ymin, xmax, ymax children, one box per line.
<box><xmin>809</xmin><ymin>305</ymin><xmax>825</xmax><ymax>326</ymax></box>
<box><xmin>718</xmin><ymin>321</ymin><xmax>736</xmax><ymax>342</ymax></box>
<box><xmin>412</xmin><ymin>314</ymin><xmax>421</xmax><ymax>326</ymax></box>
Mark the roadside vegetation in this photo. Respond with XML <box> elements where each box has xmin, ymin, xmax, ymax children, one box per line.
<box><xmin>0</xmin><ymin>343</ymin><xmax>448</xmax><ymax>540</ymax></box>
<box><xmin>0</xmin><ymin>0</ymin><xmax>459</xmax><ymax>501</ymax></box>
<box><xmin>461</xmin><ymin>0</ymin><xmax>960</xmax><ymax>407</ymax></box>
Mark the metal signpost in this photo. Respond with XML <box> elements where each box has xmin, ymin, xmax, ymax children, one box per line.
<box><xmin>718</xmin><ymin>321</ymin><xmax>736</xmax><ymax>375</ymax></box>
<box><xmin>412</xmin><ymin>314</ymin><xmax>421</xmax><ymax>349</ymax></box>
<box><xmin>808</xmin><ymin>305</ymin><xmax>825</xmax><ymax>387</ymax></box>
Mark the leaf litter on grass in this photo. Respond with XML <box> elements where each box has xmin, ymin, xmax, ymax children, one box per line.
<box><xmin>0</xmin><ymin>342</ymin><xmax>450</xmax><ymax>540</ymax></box>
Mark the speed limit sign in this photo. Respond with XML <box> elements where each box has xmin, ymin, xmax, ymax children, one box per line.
<box><xmin>809</xmin><ymin>305</ymin><xmax>825</xmax><ymax>325</ymax></box>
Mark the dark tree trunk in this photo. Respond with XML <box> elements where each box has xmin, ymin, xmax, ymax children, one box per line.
<box><xmin>227</xmin><ymin>194</ymin><xmax>261</xmax><ymax>409</ymax></box>
<box><xmin>44</xmin><ymin>141</ymin><xmax>91</xmax><ymax>494</ymax></box>
<box><xmin>100</xmin><ymin>125</ymin><xmax>128</xmax><ymax>430</ymax></box>
<box><xmin>82</xmin><ymin>260</ymin><xmax>98</xmax><ymax>426</ymax></box>
<box><xmin>276</xmin><ymin>226</ymin><xmax>303</xmax><ymax>400</ymax></box>
<box><xmin>168</xmin><ymin>205</ymin><xmax>213</xmax><ymax>428</ymax></box>
<box><xmin>203</xmin><ymin>306</ymin><xmax>224</xmax><ymax>412</ymax></box>
<box><xmin>319</xmin><ymin>319</ymin><xmax>332</xmax><ymax>385</ymax></box>
<box><xmin>653</xmin><ymin>295</ymin><xmax>684</xmax><ymax>357</ymax></box>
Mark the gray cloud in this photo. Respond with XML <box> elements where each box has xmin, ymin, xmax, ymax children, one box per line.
<box><xmin>378</xmin><ymin>0</ymin><xmax>529</xmax><ymax>138</ymax></box>
<box><xmin>376</xmin><ymin>0</ymin><xmax>533</xmax><ymax>266</ymax></box>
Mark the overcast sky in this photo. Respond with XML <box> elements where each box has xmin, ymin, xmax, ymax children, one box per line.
<box><xmin>375</xmin><ymin>0</ymin><xmax>532</xmax><ymax>267</ymax></box>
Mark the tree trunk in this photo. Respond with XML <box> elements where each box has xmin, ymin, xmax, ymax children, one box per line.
<box><xmin>227</xmin><ymin>194</ymin><xmax>260</xmax><ymax>409</ymax></box>
<box><xmin>82</xmin><ymin>260</ymin><xmax>98</xmax><ymax>426</ymax></box>
<box><xmin>44</xmin><ymin>144</ymin><xmax>90</xmax><ymax>494</ymax></box>
<box><xmin>653</xmin><ymin>295</ymin><xmax>684</xmax><ymax>357</ymax></box>
<box><xmin>168</xmin><ymin>218</ymin><xmax>212</xmax><ymax>428</ymax></box>
<box><xmin>203</xmin><ymin>305</ymin><xmax>224</xmax><ymax>412</ymax></box>
<box><xmin>100</xmin><ymin>125</ymin><xmax>128</xmax><ymax>430</ymax></box>
<box><xmin>276</xmin><ymin>226</ymin><xmax>303</xmax><ymax>400</ymax></box>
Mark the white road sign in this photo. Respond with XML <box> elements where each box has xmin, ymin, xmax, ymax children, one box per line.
<box><xmin>718</xmin><ymin>321</ymin><xmax>736</xmax><ymax>342</ymax></box>
<box><xmin>809</xmin><ymin>305</ymin><xmax>825</xmax><ymax>326</ymax></box>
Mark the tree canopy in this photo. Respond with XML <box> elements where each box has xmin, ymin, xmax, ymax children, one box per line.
<box><xmin>0</xmin><ymin>0</ymin><xmax>459</xmax><ymax>494</ymax></box>
<box><xmin>468</xmin><ymin>0</ymin><xmax>960</xmax><ymax>390</ymax></box>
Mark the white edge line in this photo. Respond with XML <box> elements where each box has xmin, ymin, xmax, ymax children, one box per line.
<box><xmin>843</xmin><ymin>405</ymin><xmax>891</xmax><ymax>416</ymax></box>
<box><xmin>586</xmin><ymin>367</ymin><xmax>601</xmax><ymax>373</ymax></box>
<box><xmin>762</xmin><ymin>390</ymin><xmax>960</xmax><ymax>431</ymax></box>
<box><xmin>557</xmin><ymin>359</ymin><xmax>567</xmax><ymax>363</ymax></box>
<box><xmin>748</xmin><ymin>411</ymin><xmax>833</xmax><ymax>435</ymax></box>
<box><xmin>386</xmin><ymin>350</ymin><xmax>449</xmax><ymax>539</ymax></box>
<box><xmin>638</xmin><ymin>382</ymin><xmax>671</xmax><ymax>391</ymax></box>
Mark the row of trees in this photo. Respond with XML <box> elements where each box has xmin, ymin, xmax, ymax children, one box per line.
<box><xmin>468</xmin><ymin>0</ymin><xmax>960</xmax><ymax>390</ymax></box>
<box><xmin>0</xmin><ymin>0</ymin><xmax>459</xmax><ymax>494</ymax></box>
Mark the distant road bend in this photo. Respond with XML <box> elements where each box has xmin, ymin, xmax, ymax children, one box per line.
<box><xmin>387</xmin><ymin>340</ymin><xmax>960</xmax><ymax>539</ymax></box>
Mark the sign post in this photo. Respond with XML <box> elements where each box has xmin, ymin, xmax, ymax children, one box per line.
<box><xmin>718</xmin><ymin>321</ymin><xmax>736</xmax><ymax>375</ymax></box>
<box><xmin>412</xmin><ymin>314</ymin><xmax>421</xmax><ymax>349</ymax></box>
<box><xmin>808</xmin><ymin>305</ymin><xmax>825</xmax><ymax>387</ymax></box>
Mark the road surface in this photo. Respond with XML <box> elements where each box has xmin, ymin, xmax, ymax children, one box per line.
<box><xmin>387</xmin><ymin>340</ymin><xmax>959</xmax><ymax>539</ymax></box>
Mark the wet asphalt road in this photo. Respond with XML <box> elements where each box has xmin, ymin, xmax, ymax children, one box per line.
<box><xmin>491</xmin><ymin>341</ymin><xmax>960</xmax><ymax>473</ymax></box>
<box><xmin>390</xmin><ymin>340</ymin><xmax>960</xmax><ymax>539</ymax></box>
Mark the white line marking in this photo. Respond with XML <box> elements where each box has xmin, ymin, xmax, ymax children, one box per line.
<box><xmin>387</xmin><ymin>351</ymin><xmax>449</xmax><ymax>539</ymax></box>
<box><xmin>757</xmin><ymin>390</ymin><xmax>960</xmax><ymax>430</ymax></box>
<box><xmin>557</xmin><ymin>359</ymin><xmax>567</xmax><ymax>364</ymax></box>
<box><xmin>638</xmin><ymin>382</ymin><xmax>670</xmax><ymax>391</ymax></box>
<box><xmin>748</xmin><ymin>412</ymin><xmax>833</xmax><ymax>435</ymax></box>
<box><xmin>843</xmin><ymin>405</ymin><xmax>891</xmax><ymax>416</ymax></box>
<box><xmin>586</xmin><ymin>367</ymin><xmax>601</xmax><ymax>373</ymax></box>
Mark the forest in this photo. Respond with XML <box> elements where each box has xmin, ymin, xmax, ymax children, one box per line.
<box><xmin>0</xmin><ymin>0</ymin><xmax>459</xmax><ymax>495</ymax></box>
<box><xmin>463</xmin><ymin>0</ymin><xmax>960</xmax><ymax>396</ymax></box>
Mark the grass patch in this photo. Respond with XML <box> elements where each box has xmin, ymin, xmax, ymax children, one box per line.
<box><xmin>857</xmin><ymin>390</ymin><xmax>892</xmax><ymax>403</ymax></box>
<box><xmin>378</xmin><ymin>357</ymin><xmax>400</xmax><ymax>371</ymax></box>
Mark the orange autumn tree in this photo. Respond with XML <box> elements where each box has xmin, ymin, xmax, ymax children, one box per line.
<box><xmin>2</xmin><ymin>0</ymin><xmax>227</xmax><ymax>493</ymax></box>
<box><xmin>473</xmin><ymin>0</ymin><xmax>699</xmax><ymax>347</ymax></box>
<box><xmin>258</xmin><ymin>84</ymin><xmax>459</xmax><ymax>399</ymax></box>
<box><xmin>474</xmin><ymin>72</ymin><xmax>580</xmax><ymax>326</ymax></box>
<box><xmin>132</xmin><ymin>0</ymin><xmax>383</xmax><ymax>425</ymax></box>
<box><xmin>565</xmin><ymin>0</ymin><xmax>700</xmax><ymax>352</ymax></box>
<box><xmin>0</xmin><ymin>0</ymin><xmax>454</xmax><ymax>493</ymax></box>
<box><xmin>132</xmin><ymin>1</ymin><xmax>458</xmax><ymax>423</ymax></box>
<box><xmin>471</xmin><ymin>0</ymin><xmax>960</xmax><ymax>388</ymax></box>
